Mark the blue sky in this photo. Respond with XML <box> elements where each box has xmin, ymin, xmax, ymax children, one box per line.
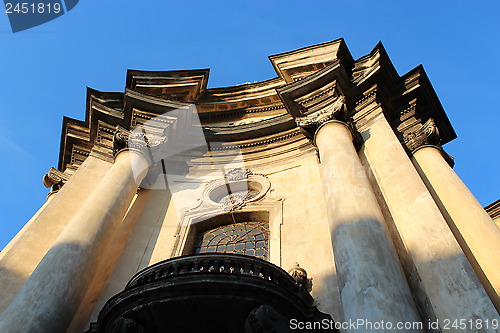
<box><xmin>0</xmin><ymin>1</ymin><xmax>499</xmax><ymax>249</ymax></box>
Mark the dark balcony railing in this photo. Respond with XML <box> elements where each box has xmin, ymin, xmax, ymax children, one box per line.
<box><xmin>87</xmin><ymin>253</ymin><xmax>337</xmax><ymax>333</ymax></box>
<box><xmin>127</xmin><ymin>253</ymin><xmax>301</xmax><ymax>292</ymax></box>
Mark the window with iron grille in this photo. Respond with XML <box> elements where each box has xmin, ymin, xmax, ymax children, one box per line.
<box><xmin>193</xmin><ymin>221</ymin><xmax>269</xmax><ymax>260</ymax></box>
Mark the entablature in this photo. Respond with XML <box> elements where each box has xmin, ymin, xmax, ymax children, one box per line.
<box><xmin>54</xmin><ymin>39</ymin><xmax>457</xmax><ymax>188</ymax></box>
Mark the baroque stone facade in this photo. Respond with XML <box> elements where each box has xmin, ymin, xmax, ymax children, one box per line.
<box><xmin>0</xmin><ymin>39</ymin><xmax>499</xmax><ymax>332</ymax></box>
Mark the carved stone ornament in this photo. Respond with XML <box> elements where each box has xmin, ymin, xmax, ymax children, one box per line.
<box><xmin>288</xmin><ymin>262</ymin><xmax>308</xmax><ymax>286</ymax></box>
<box><xmin>113</xmin><ymin>125</ymin><xmax>166</xmax><ymax>157</ymax></box>
<box><xmin>220</xmin><ymin>190</ymin><xmax>260</xmax><ymax>212</ymax></box>
<box><xmin>219</xmin><ymin>168</ymin><xmax>264</xmax><ymax>212</ymax></box>
<box><xmin>42</xmin><ymin>167</ymin><xmax>70</xmax><ymax>188</ymax></box>
<box><xmin>295</xmin><ymin>96</ymin><xmax>346</xmax><ymax>136</ymax></box>
<box><xmin>403</xmin><ymin>118</ymin><xmax>440</xmax><ymax>152</ymax></box>
<box><xmin>201</xmin><ymin>168</ymin><xmax>271</xmax><ymax>213</ymax></box>
<box><xmin>225</xmin><ymin>167</ymin><xmax>251</xmax><ymax>182</ymax></box>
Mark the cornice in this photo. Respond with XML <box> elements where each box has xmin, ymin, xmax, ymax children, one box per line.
<box><xmin>269</xmin><ymin>38</ymin><xmax>354</xmax><ymax>83</ymax></box>
<box><xmin>484</xmin><ymin>199</ymin><xmax>500</xmax><ymax>221</ymax></box>
<box><xmin>198</xmin><ymin>104</ymin><xmax>286</xmax><ymax>122</ymax></box>
<box><xmin>277</xmin><ymin>60</ymin><xmax>350</xmax><ymax>118</ymax></box>
<box><xmin>53</xmin><ymin>39</ymin><xmax>457</xmax><ymax>186</ymax></box>
<box><xmin>205</xmin><ymin>128</ymin><xmax>303</xmax><ymax>152</ymax></box>
<box><xmin>203</xmin><ymin>113</ymin><xmax>295</xmax><ymax>141</ymax></box>
<box><xmin>126</xmin><ymin>69</ymin><xmax>210</xmax><ymax>103</ymax></box>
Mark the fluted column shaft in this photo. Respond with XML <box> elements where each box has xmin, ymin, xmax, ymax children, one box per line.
<box><xmin>0</xmin><ymin>150</ymin><xmax>149</xmax><ymax>333</ymax></box>
<box><xmin>413</xmin><ymin>145</ymin><xmax>500</xmax><ymax>311</ymax></box>
<box><xmin>315</xmin><ymin>121</ymin><xmax>422</xmax><ymax>330</ymax></box>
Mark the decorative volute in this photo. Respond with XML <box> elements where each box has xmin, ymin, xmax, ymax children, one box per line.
<box><xmin>42</xmin><ymin>167</ymin><xmax>70</xmax><ymax>189</ymax></box>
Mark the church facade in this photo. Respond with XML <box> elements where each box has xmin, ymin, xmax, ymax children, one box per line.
<box><xmin>0</xmin><ymin>39</ymin><xmax>499</xmax><ymax>332</ymax></box>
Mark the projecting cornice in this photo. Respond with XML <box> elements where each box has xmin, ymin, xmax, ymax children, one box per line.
<box><xmin>53</xmin><ymin>39</ymin><xmax>458</xmax><ymax>184</ymax></box>
<box><xmin>276</xmin><ymin>60</ymin><xmax>350</xmax><ymax>118</ymax></box>
<box><xmin>126</xmin><ymin>69</ymin><xmax>210</xmax><ymax>103</ymax></box>
<box><xmin>269</xmin><ymin>38</ymin><xmax>354</xmax><ymax>83</ymax></box>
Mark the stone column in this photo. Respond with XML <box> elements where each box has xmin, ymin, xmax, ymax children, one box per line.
<box><xmin>297</xmin><ymin>102</ymin><xmax>422</xmax><ymax>330</ymax></box>
<box><xmin>0</xmin><ymin>156</ymin><xmax>112</xmax><ymax>314</ymax></box>
<box><xmin>0</xmin><ymin>128</ymin><xmax>154</xmax><ymax>333</ymax></box>
<box><xmin>361</xmin><ymin>115</ymin><xmax>498</xmax><ymax>325</ymax></box>
<box><xmin>412</xmin><ymin>143</ymin><xmax>500</xmax><ymax>311</ymax></box>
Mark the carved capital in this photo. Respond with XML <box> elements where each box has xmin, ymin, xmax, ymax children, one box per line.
<box><xmin>113</xmin><ymin>126</ymin><xmax>166</xmax><ymax>157</ymax></box>
<box><xmin>43</xmin><ymin>167</ymin><xmax>70</xmax><ymax>189</ymax></box>
<box><xmin>403</xmin><ymin>118</ymin><xmax>440</xmax><ymax>152</ymax></box>
<box><xmin>295</xmin><ymin>96</ymin><xmax>346</xmax><ymax>136</ymax></box>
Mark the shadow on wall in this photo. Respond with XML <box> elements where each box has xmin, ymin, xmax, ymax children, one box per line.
<box><xmin>317</xmin><ymin>250</ymin><xmax>499</xmax><ymax>333</ymax></box>
<box><xmin>68</xmin><ymin>188</ymin><xmax>172</xmax><ymax>332</ymax></box>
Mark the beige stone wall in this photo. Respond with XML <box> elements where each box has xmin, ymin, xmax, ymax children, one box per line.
<box><xmin>263</xmin><ymin>154</ymin><xmax>342</xmax><ymax>321</ymax></box>
<box><xmin>73</xmin><ymin>151</ymin><xmax>343</xmax><ymax>331</ymax></box>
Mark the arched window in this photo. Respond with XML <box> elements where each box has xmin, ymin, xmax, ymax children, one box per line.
<box><xmin>193</xmin><ymin>221</ymin><xmax>269</xmax><ymax>260</ymax></box>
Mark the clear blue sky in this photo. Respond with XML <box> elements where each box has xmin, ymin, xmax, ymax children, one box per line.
<box><xmin>1</xmin><ymin>1</ymin><xmax>499</xmax><ymax>249</ymax></box>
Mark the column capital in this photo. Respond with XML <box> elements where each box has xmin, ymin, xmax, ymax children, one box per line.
<box><xmin>295</xmin><ymin>96</ymin><xmax>360</xmax><ymax>143</ymax></box>
<box><xmin>42</xmin><ymin>167</ymin><xmax>70</xmax><ymax>189</ymax></box>
<box><xmin>294</xmin><ymin>96</ymin><xmax>346</xmax><ymax>133</ymax></box>
<box><xmin>403</xmin><ymin>118</ymin><xmax>440</xmax><ymax>152</ymax></box>
<box><xmin>404</xmin><ymin>118</ymin><xmax>455</xmax><ymax>167</ymax></box>
<box><xmin>112</xmin><ymin>125</ymin><xmax>166</xmax><ymax>158</ymax></box>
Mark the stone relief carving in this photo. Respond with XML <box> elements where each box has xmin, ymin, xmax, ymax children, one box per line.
<box><xmin>220</xmin><ymin>189</ymin><xmax>260</xmax><ymax>212</ymax></box>
<box><xmin>196</xmin><ymin>168</ymin><xmax>271</xmax><ymax>213</ymax></box>
<box><xmin>224</xmin><ymin>167</ymin><xmax>251</xmax><ymax>182</ymax></box>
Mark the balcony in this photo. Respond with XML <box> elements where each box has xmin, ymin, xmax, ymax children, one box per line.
<box><xmin>86</xmin><ymin>253</ymin><xmax>336</xmax><ymax>332</ymax></box>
